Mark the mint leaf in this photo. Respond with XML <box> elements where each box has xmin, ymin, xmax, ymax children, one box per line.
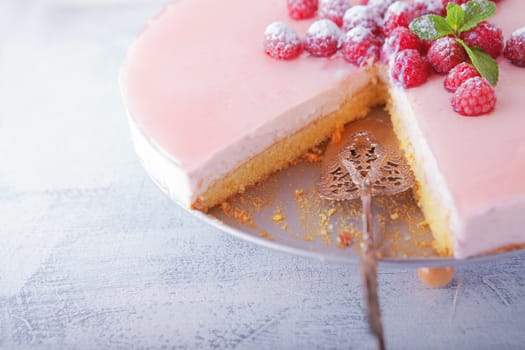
<box><xmin>446</xmin><ymin>3</ymin><xmax>464</xmax><ymax>31</ymax></box>
<box><xmin>410</xmin><ymin>15</ymin><xmax>454</xmax><ymax>40</ymax></box>
<box><xmin>457</xmin><ymin>39</ymin><xmax>499</xmax><ymax>85</ymax></box>
<box><xmin>460</xmin><ymin>0</ymin><xmax>496</xmax><ymax>32</ymax></box>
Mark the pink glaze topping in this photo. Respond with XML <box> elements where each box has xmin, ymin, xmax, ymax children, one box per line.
<box><xmin>389</xmin><ymin>0</ymin><xmax>525</xmax><ymax>257</ymax></box>
<box><xmin>122</xmin><ymin>0</ymin><xmax>525</xmax><ymax>257</ymax></box>
<box><xmin>121</xmin><ymin>0</ymin><xmax>363</xmax><ymax>188</ymax></box>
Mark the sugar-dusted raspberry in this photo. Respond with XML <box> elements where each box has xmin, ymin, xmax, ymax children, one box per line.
<box><xmin>419</xmin><ymin>38</ymin><xmax>433</xmax><ymax>54</ymax></box>
<box><xmin>304</xmin><ymin>19</ymin><xmax>342</xmax><ymax>57</ymax></box>
<box><xmin>504</xmin><ymin>27</ymin><xmax>525</xmax><ymax>67</ymax></box>
<box><xmin>342</xmin><ymin>5</ymin><xmax>381</xmax><ymax>34</ymax></box>
<box><xmin>391</xmin><ymin>49</ymin><xmax>430</xmax><ymax>88</ymax></box>
<box><xmin>383</xmin><ymin>2</ymin><xmax>419</xmax><ymax>37</ymax></box>
<box><xmin>318</xmin><ymin>0</ymin><xmax>351</xmax><ymax>27</ymax></box>
<box><xmin>342</xmin><ymin>26</ymin><xmax>382</xmax><ymax>66</ymax></box>
<box><xmin>460</xmin><ymin>21</ymin><xmax>504</xmax><ymax>59</ymax></box>
<box><xmin>427</xmin><ymin>36</ymin><xmax>467</xmax><ymax>74</ymax></box>
<box><xmin>413</xmin><ymin>0</ymin><xmax>445</xmax><ymax>17</ymax></box>
<box><xmin>287</xmin><ymin>0</ymin><xmax>318</xmax><ymax>20</ymax></box>
<box><xmin>368</xmin><ymin>0</ymin><xmax>396</xmax><ymax>17</ymax></box>
<box><xmin>451</xmin><ymin>77</ymin><xmax>496</xmax><ymax>116</ymax></box>
<box><xmin>442</xmin><ymin>0</ymin><xmax>470</xmax><ymax>6</ymax></box>
<box><xmin>263</xmin><ymin>22</ymin><xmax>303</xmax><ymax>60</ymax></box>
<box><xmin>382</xmin><ymin>26</ymin><xmax>421</xmax><ymax>61</ymax></box>
<box><xmin>444</xmin><ymin>62</ymin><xmax>480</xmax><ymax>92</ymax></box>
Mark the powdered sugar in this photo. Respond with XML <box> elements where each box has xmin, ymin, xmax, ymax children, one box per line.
<box><xmin>428</xmin><ymin>36</ymin><xmax>467</xmax><ymax>74</ymax></box>
<box><xmin>265</xmin><ymin>21</ymin><xmax>301</xmax><ymax>43</ymax></box>
<box><xmin>383</xmin><ymin>26</ymin><xmax>421</xmax><ymax>61</ymax></box>
<box><xmin>383</xmin><ymin>1</ymin><xmax>419</xmax><ymax>37</ymax></box>
<box><xmin>318</xmin><ymin>0</ymin><xmax>350</xmax><ymax>27</ymax></box>
<box><xmin>346</xmin><ymin>26</ymin><xmax>373</xmax><ymax>43</ymax></box>
<box><xmin>504</xmin><ymin>26</ymin><xmax>525</xmax><ymax>67</ymax></box>
<box><xmin>342</xmin><ymin>26</ymin><xmax>382</xmax><ymax>66</ymax></box>
<box><xmin>264</xmin><ymin>22</ymin><xmax>303</xmax><ymax>60</ymax></box>
<box><xmin>444</xmin><ymin>62</ymin><xmax>480</xmax><ymax>92</ymax></box>
<box><xmin>512</xmin><ymin>27</ymin><xmax>525</xmax><ymax>38</ymax></box>
<box><xmin>287</xmin><ymin>0</ymin><xmax>318</xmax><ymax>20</ymax></box>
<box><xmin>386</xmin><ymin>1</ymin><xmax>410</xmax><ymax>16</ymax></box>
<box><xmin>343</xmin><ymin>5</ymin><xmax>368</xmax><ymax>24</ymax></box>
<box><xmin>391</xmin><ymin>48</ymin><xmax>429</xmax><ymax>88</ymax></box>
<box><xmin>461</xmin><ymin>0</ymin><xmax>494</xmax><ymax>13</ymax></box>
<box><xmin>452</xmin><ymin>77</ymin><xmax>496</xmax><ymax>116</ymax></box>
<box><xmin>305</xmin><ymin>19</ymin><xmax>342</xmax><ymax>56</ymax></box>
<box><xmin>414</xmin><ymin>0</ymin><xmax>444</xmax><ymax>16</ymax></box>
<box><xmin>460</xmin><ymin>22</ymin><xmax>504</xmax><ymax>59</ymax></box>
<box><xmin>306</xmin><ymin>18</ymin><xmax>342</xmax><ymax>38</ymax></box>
<box><xmin>414</xmin><ymin>15</ymin><xmax>440</xmax><ymax>39</ymax></box>
<box><xmin>342</xmin><ymin>5</ymin><xmax>382</xmax><ymax>33</ymax></box>
<box><xmin>368</xmin><ymin>0</ymin><xmax>397</xmax><ymax>17</ymax></box>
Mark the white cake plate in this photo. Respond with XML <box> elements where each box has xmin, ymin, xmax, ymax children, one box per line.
<box><xmin>129</xmin><ymin>111</ymin><xmax>525</xmax><ymax>268</ymax></box>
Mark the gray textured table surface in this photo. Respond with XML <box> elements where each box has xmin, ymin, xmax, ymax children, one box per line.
<box><xmin>1</xmin><ymin>1</ymin><xmax>524</xmax><ymax>349</ymax></box>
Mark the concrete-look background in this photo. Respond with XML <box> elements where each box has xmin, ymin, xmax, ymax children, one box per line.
<box><xmin>0</xmin><ymin>1</ymin><xmax>524</xmax><ymax>349</ymax></box>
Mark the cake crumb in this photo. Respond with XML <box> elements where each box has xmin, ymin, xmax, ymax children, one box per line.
<box><xmin>390</xmin><ymin>213</ymin><xmax>399</xmax><ymax>220</ymax></box>
<box><xmin>418</xmin><ymin>220</ymin><xmax>429</xmax><ymax>228</ymax></box>
<box><xmin>330</xmin><ymin>124</ymin><xmax>345</xmax><ymax>144</ymax></box>
<box><xmin>337</xmin><ymin>231</ymin><xmax>353</xmax><ymax>248</ymax></box>
<box><xmin>272</xmin><ymin>214</ymin><xmax>284</xmax><ymax>222</ymax></box>
<box><xmin>415</xmin><ymin>241</ymin><xmax>433</xmax><ymax>249</ymax></box>
<box><xmin>259</xmin><ymin>231</ymin><xmax>275</xmax><ymax>241</ymax></box>
<box><xmin>295</xmin><ymin>189</ymin><xmax>304</xmax><ymax>198</ymax></box>
<box><xmin>303</xmin><ymin>152</ymin><xmax>322</xmax><ymax>163</ymax></box>
<box><xmin>220</xmin><ymin>202</ymin><xmax>255</xmax><ymax>227</ymax></box>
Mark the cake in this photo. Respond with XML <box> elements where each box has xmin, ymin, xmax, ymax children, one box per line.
<box><xmin>120</xmin><ymin>0</ymin><xmax>525</xmax><ymax>259</ymax></box>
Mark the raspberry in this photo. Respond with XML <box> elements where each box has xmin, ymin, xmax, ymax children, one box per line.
<box><xmin>382</xmin><ymin>26</ymin><xmax>421</xmax><ymax>61</ymax></box>
<box><xmin>442</xmin><ymin>0</ymin><xmax>470</xmax><ymax>6</ymax></box>
<box><xmin>318</xmin><ymin>0</ymin><xmax>350</xmax><ymax>27</ymax></box>
<box><xmin>342</xmin><ymin>26</ymin><xmax>382</xmax><ymax>67</ymax></box>
<box><xmin>444</xmin><ymin>62</ymin><xmax>480</xmax><ymax>92</ymax></box>
<box><xmin>391</xmin><ymin>49</ymin><xmax>430</xmax><ymax>88</ymax></box>
<box><xmin>460</xmin><ymin>21</ymin><xmax>504</xmax><ymax>59</ymax></box>
<box><xmin>342</xmin><ymin>5</ymin><xmax>381</xmax><ymax>34</ymax></box>
<box><xmin>504</xmin><ymin>27</ymin><xmax>525</xmax><ymax>67</ymax></box>
<box><xmin>263</xmin><ymin>22</ymin><xmax>303</xmax><ymax>60</ymax></box>
<box><xmin>287</xmin><ymin>0</ymin><xmax>318</xmax><ymax>20</ymax></box>
<box><xmin>427</xmin><ymin>37</ymin><xmax>467</xmax><ymax>74</ymax></box>
<box><xmin>368</xmin><ymin>0</ymin><xmax>396</xmax><ymax>17</ymax></box>
<box><xmin>383</xmin><ymin>2</ymin><xmax>419</xmax><ymax>37</ymax></box>
<box><xmin>413</xmin><ymin>0</ymin><xmax>445</xmax><ymax>16</ymax></box>
<box><xmin>451</xmin><ymin>77</ymin><xmax>496</xmax><ymax>116</ymax></box>
<box><xmin>304</xmin><ymin>19</ymin><xmax>342</xmax><ymax>57</ymax></box>
<box><xmin>419</xmin><ymin>38</ymin><xmax>433</xmax><ymax>54</ymax></box>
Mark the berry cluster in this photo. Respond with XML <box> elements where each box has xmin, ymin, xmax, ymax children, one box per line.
<box><xmin>263</xmin><ymin>0</ymin><xmax>525</xmax><ymax>117</ymax></box>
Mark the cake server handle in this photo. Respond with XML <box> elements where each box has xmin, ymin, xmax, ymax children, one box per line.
<box><xmin>360</xmin><ymin>180</ymin><xmax>386</xmax><ymax>350</ymax></box>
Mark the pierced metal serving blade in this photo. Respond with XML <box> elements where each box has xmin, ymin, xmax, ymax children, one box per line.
<box><xmin>318</xmin><ymin>118</ymin><xmax>415</xmax><ymax>350</ymax></box>
<box><xmin>318</xmin><ymin>119</ymin><xmax>414</xmax><ymax>202</ymax></box>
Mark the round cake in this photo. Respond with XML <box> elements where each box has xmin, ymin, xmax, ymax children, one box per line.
<box><xmin>120</xmin><ymin>0</ymin><xmax>525</xmax><ymax>258</ymax></box>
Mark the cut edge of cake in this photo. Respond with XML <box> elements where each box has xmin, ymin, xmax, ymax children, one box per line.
<box><xmin>129</xmin><ymin>67</ymin><xmax>525</xmax><ymax>258</ymax></box>
<box><xmin>192</xmin><ymin>79</ymin><xmax>387</xmax><ymax>212</ymax></box>
<box><xmin>386</xmin><ymin>90</ymin><xmax>456</xmax><ymax>257</ymax></box>
<box><xmin>128</xmin><ymin>67</ymin><xmax>459</xmax><ymax>257</ymax></box>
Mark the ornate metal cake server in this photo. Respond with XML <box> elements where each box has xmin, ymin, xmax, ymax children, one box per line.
<box><xmin>318</xmin><ymin>119</ymin><xmax>415</xmax><ymax>350</ymax></box>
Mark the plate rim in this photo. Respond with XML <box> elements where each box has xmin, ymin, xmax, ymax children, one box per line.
<box><xmin>128</xmin><ymin>113</ymin><xmax>525</xmax><ymax>268</ymax></box>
